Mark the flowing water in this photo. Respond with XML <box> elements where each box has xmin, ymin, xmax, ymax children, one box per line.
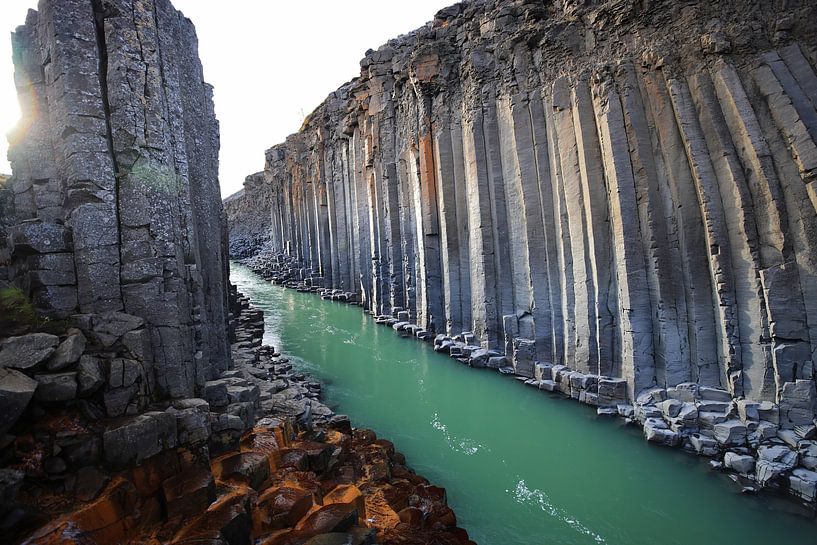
<box><xmin>231</xmin><ymin>262</ymin><xmax>815</xmax><ymax>545</ymax></box>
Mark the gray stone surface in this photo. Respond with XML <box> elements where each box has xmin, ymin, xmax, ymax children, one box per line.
<box><xmin>227</xmin><ymin>0</ymin><xmax>817</xmax><ymax>413</ymax></box>
<box><xmin>0</xmin><ymin>368</ymin><xmax>38</xmax><ymax>434</ymax></box>
<box><xmin>6</xmin><ymin>0</ymin><xmax>231</xmax><ymax>399</ymax></box>
<box><xmin>46</xmin><ymin>332</ymin><xmax>86</xmax><ymax>371</ymax></box>
<box><xmin>34</xmin><ymin>372</ymin><xmax>78</xmax><ymax>402</ymax></box>
<box><xmin>0</xmin><ymin>333</ymin><xmax>59</xmax><ymax>370</ymax></box>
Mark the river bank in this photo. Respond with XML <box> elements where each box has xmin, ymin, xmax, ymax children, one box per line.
<box><xmin>2</xmin><ymin>284</ymin><xmax>474</xmax><ymax>545</ymax></box>
<box><xmin>231</xmin><ymin>258</ymin><xmax>817</xmax><ymax>544</ymax></box>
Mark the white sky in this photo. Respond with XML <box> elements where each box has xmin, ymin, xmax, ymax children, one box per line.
<box><xmin>0</xmin><ymin>0</ymin><xmax>453</xmax><ymax>196</ymax></box>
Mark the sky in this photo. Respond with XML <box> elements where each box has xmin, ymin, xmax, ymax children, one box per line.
<box><xmin>0</xmin><ymin>0</ymin><xmax>454</xmax><ymax>197</ymax></box>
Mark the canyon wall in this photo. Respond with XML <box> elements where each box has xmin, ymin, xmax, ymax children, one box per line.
<box><xmin>228</xmin><ymin>0</ymin><xmax>817</xmax><ymax>405</ymax></box>
<box><xmin>5</xmin><ymin>0</ymin><xmax>230</xmax><ymax>398</ymax></box>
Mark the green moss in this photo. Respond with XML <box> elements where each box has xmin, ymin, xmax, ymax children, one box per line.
<box><xmin>0</xmin><ymin>287</ymin><xmax>68</xmax><ymax>335</ymax></box>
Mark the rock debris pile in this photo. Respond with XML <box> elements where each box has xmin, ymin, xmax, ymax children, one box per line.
<box><xmin>227</xmin><ymin>0</ymin><xmax>817</xmax><ymax>508</ymax></box>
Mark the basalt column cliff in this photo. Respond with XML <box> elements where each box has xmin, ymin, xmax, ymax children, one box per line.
<box><xmin>5</xmin><ymin>0</ymin><xmax>230</xmax><ymax>398</ymax></box>
<box><xmin>228</xmin><ymin>0</ymin><xmax>817</xmax><ymax>409</ymax></box>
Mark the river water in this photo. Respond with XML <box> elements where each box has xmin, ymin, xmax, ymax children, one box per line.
<box><xmin>230</xmin><ymin>262</ymin><xmax>815</xmax><ymax>545</ymax></box>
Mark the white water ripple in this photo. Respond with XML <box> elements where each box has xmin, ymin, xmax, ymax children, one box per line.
<box><xmin>507</xmin><ymin>479</ymin><xmax>607</xmax><ymax>544</ymax></box>
<box><xmin>430</xmin><ymin>413</ymin><xmax>487</xmax><ymax>456</ymax></box>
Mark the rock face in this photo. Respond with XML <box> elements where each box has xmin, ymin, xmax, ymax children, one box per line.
<box><xmin>227</xmin><ymin>0</ymin><xmax>817</xmax><ymax>407</ymax></box>
<box><xmin>6</xmin><ymin>0</ymin><xmax>230</xmax><ymax>398</ymax></box>
<box><xmin>223</xmin><ymin>172</ymin><xmax>272</xmax><ymax>259</ymax></box>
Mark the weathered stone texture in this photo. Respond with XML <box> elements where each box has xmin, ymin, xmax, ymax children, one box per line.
<box><xmin>5</xmin><ymin>0</ymin><xmax>230</xmax><ymax>399</ymax></box>
<box><xmin>228</xmin><ymin>0</ymin><xmax>817</xmax><ymax>412</ymax></box>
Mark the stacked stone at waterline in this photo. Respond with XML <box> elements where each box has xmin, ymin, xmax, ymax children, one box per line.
<box><xmin>6</xmin><ymin>0</ymin><xmax>230</xmax><ymax>398</ymax></box>
<box><xmin>227</xmin><ymin>0</ymin><xmax>817</xmax><ymax>404</ymax></box>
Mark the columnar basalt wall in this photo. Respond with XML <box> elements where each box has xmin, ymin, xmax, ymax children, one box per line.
<box><xmin>6</xmin><ymin>0</ymin><xmax>230</xmax><ymax>398</ymax></box>
<box><xmin>223</xmin><ymin>171</ymin><xmax>271</xmax><ymax>258</ymax></box>
<box><xmin>228</xmin><ymin>0</ymin><xmax>817</xmax><ymax>408</ymax></box>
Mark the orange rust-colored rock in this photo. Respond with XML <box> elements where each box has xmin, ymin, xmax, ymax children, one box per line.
<box><xmin>24</xmin><ymin>477</ymin><xmax>141</xmax><ymax>545</ymax></box>
<box><xmin>212</xmin><ymin>450</ymin><xmax>271</xmax><ymax>490</ymax></box>
<box><xmin>398</xmin><ymin>506</ymin><xmax>425</xmax><ymax>528</ymax></box>
<box><xmin>363</xmin><ymin>488</ymin><xmax>401</xmax><ymax>531</ymax></box>
<box><xmin>171</xmin><ymin>485</ymin><xmax>253</xmax><ymax>545</ymax></box>
<box><xmin>161</xmin><ymin>466</ymin><xmax>216</xmax><ymax>519</ymax></box>
<box><xmin>294</xmin><ymin>502</ymin><xmax>359</xmax><ymax>535</ymax></box>
<box><xmin>323</xmin><ymin>483</ymin><xmax>366</xmax><ymax>518</ymax></box>
<box><xmin>241</xmin><ymin>428</ymin><xmax>283</xmax><ymax>472</ymax></box>
<box><xmin>252</xmin><ymin>485</ymin><xmax>315</xmax><ymax>534</ymax></box>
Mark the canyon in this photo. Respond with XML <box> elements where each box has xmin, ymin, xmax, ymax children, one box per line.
<box><xmin>226</xmin><ymin>0</ymin><xmax>817</xmax><ymax>512</ymax></box>
<box><xmin>0</xmin><ymin>1</ymin><xmax>472</xmax><ymax>544</ymax></box>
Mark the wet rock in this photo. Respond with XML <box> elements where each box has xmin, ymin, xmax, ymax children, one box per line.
<box><xmin>162</xmin><ymin>466</ymin><xmax>216</xmax><ymax>519</ymax></box>
<box><xmin>0</xmin><ymin>368</ymin><xmax>38</xmax><ymax>434</ymax></box>
<box><xmin>0</xmin><ymin>333</ymin><xmax>59</xmax><ymax>370</ymax></box>
<box><xmin>46</xmin><ymin>331</ymin><xmax>86</xmax><ymax>370</ymax></box>
<box><xmin>34</xmin><ymin>372</ymin><xmax>78</xmax><ymax>402</ymax></box>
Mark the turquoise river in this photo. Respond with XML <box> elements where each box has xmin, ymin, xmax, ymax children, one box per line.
<box><xmin>231</xmin><ymin>262</ymin><xmax>816</xmax><ymax>545</ymax></box>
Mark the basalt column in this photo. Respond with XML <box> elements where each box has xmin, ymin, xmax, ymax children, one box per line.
<box><xmin>227</xmin><ymin>0</ymin><xmax>817</xmax><ymax>412</ymax></box>
<box><xmin>7</xmin><ymin>0</ymin><xmax>230</xmax><ymax>399</ymax></box>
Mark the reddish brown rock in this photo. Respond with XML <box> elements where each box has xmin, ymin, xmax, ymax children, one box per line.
<box><xmin>252</xmin><ymin>485</ymin><xmax>314</xmax><ymax>534</ymax></box>
<box><xmin>213</xmin><ymin>451</ymin><xmax>271</xmax><ymax>490</ymax></box>
<box><xmin>162</xmin><ymin>466</ymin><xmax>216</xmax><ymax>519</ymax></box>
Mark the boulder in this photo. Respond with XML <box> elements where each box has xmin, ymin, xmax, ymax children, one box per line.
<box><xmin>698</xmin><ymin>386</ymin><xmax>732</xmax><ymax>402</ymax></box>
<box><xmin>34</xmin><ymin>372</ymin><xmax>78</xmax><ymax>402</ymax></box>
<box><xmin>46</xmin><ymin>332</ymin><xmax>86</xmax><ymax>370</ymax></box>
<box><xmin>213</xmin><ymin>451</ymin><xmax>270</xmax><ymax>490</ymax></box>
<box><xmin>788</xmin><ymin>468</ymin><xmax>817</xmax><ymax>502</ymax></box>
<box><xmin>644</xmin><ymin>418</ymin><xmax>680</xmax><ymax>446</ymax></box>
<box><xmin>77</xmin><ymin>355</ymin><xmax>105</xmax><ymax>395</ymax></box>
<box><xmin>468</xmin><ymin>348</ymin><xmax>491</xmax><ymax>368</ymax></box>
<box><xmin>656</xmin><ymin>398</ymin><xmax>683</xmax><ymax>419</ymax></box>
<box><xmin>295</xmin><ymin>503</ymin><xmax>359</xmax><ymax>535</ymax></box>
<box><xmin>0</xmin><ymin>368</ymin><xmax>38</xmax><ymax>434</ymax></box>
<box><xmin>799</xmin><ymin>441</ymin><xmax>817</xmax><ymax>470</ymax></box>
<box><xmin>252</xmin><ymin>485</ymin><xmax>314</xmax><ymax>533</ymax></box>
<box><xmin>162</xmin><ymin>466</ymin><xmax>216</xmax><ymax>519</ymax></box>
<box><xmin>597</xmin><ymin>377</ymin><xmax>628</xmax><ymax>406</ymax></box>
<box><xmin>736</xmin><ymin>399</ymin><xmax>760</xmax><ymax>423</ymax></box>
<box><xmin>755</xmin><ymin>444</ymin><xmax>798</xmax><ymax>486</ymax></box>
<box><xmin>689</xmin><ymin>433</ymin><xmax>718</xmax><ymax>456</ymax></box>
<box><xmin>724</xmin><ymin>452</ymin><xmax>755</xmax><ymax>474</ymax></box>
<box><xmin>713</xmin><ymin>420</ymin><xmax>747</xmax><ymax>446</ymax></box>
<box><xmin>102</xmin><ymin>412</ymin><xmax>177</xmax><ymax>470</ymax></box>
<box><xmin>0</xmin><ymin>333</ymin><xmax>59</xmax><ymax>370</ymax></box>
<box><xmin>204</xmin><ymin>379</ymin><xmax>230</xmax><ymax>407</ymax></box>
